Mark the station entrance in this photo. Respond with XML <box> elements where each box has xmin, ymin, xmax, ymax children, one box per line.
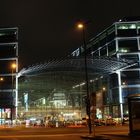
<box><xmin>18</xmin><ymin>57</ymin><xmax>136</xmax><ymax>127</ymax></box>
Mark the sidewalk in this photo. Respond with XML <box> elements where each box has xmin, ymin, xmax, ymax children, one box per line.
<box><xmin>80</xmin><ymin>125</ymin><xmax>140</xmax><ymax>140</ymax></box>
<box><xmin>81</xmin><ymin>133</ymin><xmax>140</xmax><ymax>140</ymax></box>
<box><xmin>102</xmin><ymin>133</ymin><xmax>140</xmax><ymax>140</ymax></box>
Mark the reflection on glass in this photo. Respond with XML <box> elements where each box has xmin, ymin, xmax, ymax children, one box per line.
<box><xmin>117</xmin><ymin>23</ymin><xmax>137</xmax><ymax>36</ymax></box>
<box><xmin>118</xmin><ymin>39</ymin><xmax>138</xmax><ymax>52</ymax></box>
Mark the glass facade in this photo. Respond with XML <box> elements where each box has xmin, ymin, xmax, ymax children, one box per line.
<box><xmin>86</xmin><ymin>20</ymin><xmax>140</xmax><ymax>121</ymax></box>
<box><xmin>18</xmin><ymin>19</ymin><xmax>140</xmax><ymax>125</ymax></box>
<box><xmin>117</xmin><ymin>23</ymin><xmax>137</xmax><ymax>37</ymax></box>
<box><xmin>118</xmin><ymin>39</ymin><xmax>138</xmax><ymax>52</ymax></box>
<box><xmin>108</xmin><ymin>41</ymin><xmax>116</xmax><ymax>56</ymax></box>
<box><xmin>0</xmin><ymin>44</ymin><xmax>17</xmax><ymax>58</ymax></box>
<box><xmin>18</xmin><ymin>73</ymin><xmax>86</xmax><ymax>124</ymax></box>
<box><xmin>0</xmin><ymin>28</ymin><xmax>18</xmax><ymax>124</ymax></box>
<box><xmin>0</xmin><ymin>28</ymin><xmax>18</xmax><ymax>43</ymax></box>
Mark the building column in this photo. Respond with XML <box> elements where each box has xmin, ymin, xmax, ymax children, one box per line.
<box><xmin>117</xmin><ymin>71</ymin><xmax>124</xmax><ymax>123</ymax></box>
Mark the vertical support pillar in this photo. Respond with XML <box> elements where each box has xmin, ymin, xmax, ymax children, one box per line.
<box><xmin>117</xmin><ymin>71</ymin><xmax>124</xmax><ymax>123</ymax></box>
<box><xmin>11</xmin><ymin>108</ymin><xmax>12</xmax><ymax>125</ymax></box>
<box><xmin>15</xmin><ymin>61</ymin><xmax>18</xmax><ymax>119</ymax></box>
<box><xmin>0</xmin><ymin>108</ymin><xmax>2</xmax><ymax>125</ymax></box>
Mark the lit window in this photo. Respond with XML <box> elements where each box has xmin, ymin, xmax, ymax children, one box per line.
<box><xmin>118</xmin><ymin>25</ymin><xmax>128</xmax><ymax>29</ymax></box>
<box><xmin>117</xmin><ymin>24</ymin><xmax>136</xmax><ymax>29</ymax></box>
<box><xmin>129</xmin><ymin>24</ymin><xmax>136</xmax><ymax>29</ymax></box>
<box><xmin>137</xmin><ymin>25</ymin><xmax>140</xmax><ymax>29</ymax></box>
<box><xmin>120</xmin><ymin>48</ymin><xmax>128</xmax><ymax>53</ymax></box>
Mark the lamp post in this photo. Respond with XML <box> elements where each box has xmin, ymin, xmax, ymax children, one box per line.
<box><xmin>11</xmin><ymin>63</ymin><xmax>17</xmax><ymax>121</ymax></box>
<box><xmin>0</xmin><ymin>77</ymin><xmax>4</xmax><ymax>125</ymax></box>
<box><xmin>77</xmin><ymin>22</ymin><xmax>92</xmax><ymax>134</ymax></box>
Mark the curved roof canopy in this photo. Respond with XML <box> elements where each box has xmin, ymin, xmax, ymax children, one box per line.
<box><xmin>18</xmin><ymin>56</ymin><xmax>137</xmax><ymax>100</ymax></box>
<box><xmin>19</xmin><ymin>56</ymin><xmax>137</xmax><ymax>77</ymax></box>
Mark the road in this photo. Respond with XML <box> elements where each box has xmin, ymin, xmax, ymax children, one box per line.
<box><xmin>0</xmin><ymin>125</ymin><xmax>130</xmax><ymax>140</ymax></box>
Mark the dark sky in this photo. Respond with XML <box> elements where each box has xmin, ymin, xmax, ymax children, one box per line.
<box><xmin>0</xmin><ymin>0</ymin><xmax>139</xmax><ymax>69</ymax></box>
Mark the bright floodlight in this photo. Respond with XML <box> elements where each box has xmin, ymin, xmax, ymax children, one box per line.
<box><xmin>0</xmin><ymin>77</ymin><xmax>3</xmax><ymax>81</ymax></box>
<box><xmin>77</xmin><ymin>23</ymin><xmax>84</xmax><ymax>29</ymax></box>
<box><xmin>103</xmin><ymin>87</ymin><xmax>106</xmax><ymax>91</ymax></box>
<box><xmin>11</xmin><ymin>63</ymin><xmax>16</xmax><ymax>69</ymax></box>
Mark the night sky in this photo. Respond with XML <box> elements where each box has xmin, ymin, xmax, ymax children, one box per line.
<box><xmin>0</xmin><ymin>0</ymin><xmax>139</xmax><ymax>69</ymax></box>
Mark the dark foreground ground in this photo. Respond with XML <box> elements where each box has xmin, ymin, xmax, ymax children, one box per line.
<box><xmin>0</xmin><ymin>124</ymin><xmax>139</xmax><ymax>140</ymax></box>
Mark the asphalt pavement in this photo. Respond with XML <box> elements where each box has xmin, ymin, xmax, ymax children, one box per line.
<box><xmin>0</xmin><ymin>124</ymin><xmax>139</xmax><ymax>140</ymax></box>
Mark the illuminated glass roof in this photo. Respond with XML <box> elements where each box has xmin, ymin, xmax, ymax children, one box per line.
<box><xmin>19</xmin><ymin>56</ymin><xmax>137</xmax><ymax>77</ymax></box>
<box><xmin>18</xmin><ymin>56</ymin><xmax>137</xmax><ymax>101</ymax></box>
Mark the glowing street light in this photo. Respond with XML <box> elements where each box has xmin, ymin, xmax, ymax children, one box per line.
<box><xmin>76</xmin><ymin>21</ymin><xmax>92</xmax><ymax>134</ymax></box>
<box><xmin>102</xmin><ymin>87</ymin><xmax>106</xmax><ymax>91</ymax></box>
<box><xmin>11</xmin><ymin>63</ymin><xmax>16</xmax><ymax>70</ymax></box>
<box><xmin>11</xmin><ymin>63</ymin><xmax>16</xmax><ymax>92</ymax></box>
<box><xmin>77</xmin><ymin>23</ymin><xmax>84</xmax><ymax>29</ymax></box>
<box><xmin>0</xmin><ymin>77</ymin><xmax>4</xmax><ymax>81</ymax></box>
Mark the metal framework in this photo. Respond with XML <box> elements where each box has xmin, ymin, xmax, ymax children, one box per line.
<box><xmin>17</xmin><ymin>56</ymin><xmax>138</xmax><ymax>124</ymax></box>
<box><xmin>18</xmin><ymin>56</ymin><xmax>137</xmax><ymax>77</ymax></box>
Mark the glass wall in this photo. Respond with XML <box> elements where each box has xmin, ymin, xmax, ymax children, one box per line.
<box><xmin>0</xmin><ymin>44</ymin><xmax>17</xmax><ymax>58</ymax></box>
<box><xmin>91</xmin><ymin>37</ymin><xmax>100</xmax><ymax>52</ymax></box>
<box><xmin>119</xmin><ymin>54</ymin><xmax>139</xmax><ymax>68</ymax></box>
<box><xmin>112</xmin><ymin>105</ymin><xmax>119</xmax><ymax>118</ymax></box>
<box><xmin>107</xmin><ymin>40</ymin><xmax>116</xmax><ymax>56</ymax></box>
<box><xmin>111</xmin><ymin>88</ymin><xmax>119</xmax><ymax>104</ymax></box>
<box><xmin>122</xmin><ymin>87</ymin><xmax>140</xmax><ymax>98</ymax></box>
<box><xmin>0</xmin><ymin>76</ymin><xmax>13</xmax><ymax>89</ymax></box>
<box><xmin>0</xmin><ymin>92</ymin><xmax>14</xmax><ymax>106</ymax></box>
<box><xmin>0</xmin><ymin>27</ymin><xmax>18</xmax><ymax>121</ymax></box>
<box><xmin>137</xmin><ymin>23</ymin><xmax>140</xmax><ymax>35</ymax></box>
<box><xmin>0</xmin><ymin>60</ymin><xmax>16</xmax><ymax>74</ymax></box>
<box><xmin>117</xmin><ymin>23</ymin><xmax>137</xmax><ymax>37</ymax></box>
<box><xmin>100</xmin><ymin>45</ymin><xmax>107</xmax><ymax>56</ymax></box>
<box><xmin>92</xmin><ymin>50</ymin><xmax>99</xmax><ymax>58</ymax></box>
<box><xmin>0</xmin><ymin>28</ymin><xmax>18</xmax><ymax>43</ymax></box>
<box><xmin>121</xmin><ymin>70</ymin><xmax>140</xmax><ymax>85</ymax></box>
<box><xmin>110</xmin><ymin>73</ymin><xmax>118</xmax><ymax>88</ymax></box>
<box><xmin>107</xmin><ymin>25</ymin><xmax>116</xmax><ymax>42</ymax></box>
<box><xmin>119</xmin><ymin>54</ymin><xmax>139</xmax><ymax>61</ymax></box>
<box><xmin>118</xmin><ymin>39</ymin><xmax>138</xmax><ymax>53</ymax></box>
<box><xmin>99</xmin><ymin>32</ymin><xmax>107</xmax><ymax>46</ymax></box>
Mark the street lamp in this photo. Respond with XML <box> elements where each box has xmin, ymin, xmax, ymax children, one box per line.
<box><xmin>0</xmin><ymin>77</ymin><xmax>4</xmax><ymax>125</ymax></box>
<box><xmin>102</xmin><ymin>87</ymin><xmax>106</xmax><ymax>91</ymax></box>
<box><xmin>77</xmin><ymin>23</ymin><xmax>84</xmax><ymax>29</ymax></box>
<box><xmin>77</xmin><ymin>22</ymin><xmax>92</xmax><ymax>134</ymax></box>
<box><xmin>0</xmin><ymin>77</ymin><xmax>4</xmax><ymax>81</ymax></box>
<box><xmin>11</xmin><ymin>63</ymin><xmax>16</xmax><ymax>93</ymax></box>
<box><xmin>11</xmin><ymin>63</ymin><xmax>17</xmax><ymax>121</ymax></box>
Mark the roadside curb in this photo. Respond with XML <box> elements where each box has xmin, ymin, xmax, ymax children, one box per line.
<box><xmin>80</xmin><ymin>135</ymin><xmax>110</xmax><ymax>140</ymax></box>
<box><xmin>103</xmin><ymin>133</ymin><xmax>140</xmax><ymax>139</ymax></box>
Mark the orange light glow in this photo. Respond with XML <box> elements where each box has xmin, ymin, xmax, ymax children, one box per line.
<box><xmin>11</xmin><ymin>63</ymin><xmax>16</xmax><ymax>69</ymax></box>
<box><xmin>0</xmin><ymin>77</ymin><xmax>4</xmax><ymax>81</ymax></box>
<box><xmin>77</xmin><ymin>23</ymin><xmax>84</xmax><ymax>29</ymax></box>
